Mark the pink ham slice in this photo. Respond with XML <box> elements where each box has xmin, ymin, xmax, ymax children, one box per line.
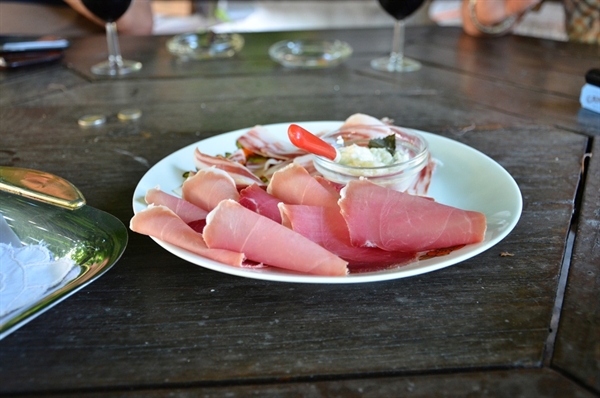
<box><xmin>339</xmin><ymin>179</ymin><xmax>487</xmax><ymax>252</ymax></box>
<box><xmin>237</xmin><ymin>125</ymin><xmax>307</xmax><ymax>160</ymax></box>
<box><xmin>314</xmin><ymin>176</ymin><xmax>343</xmax><ymax>196</ymax></box>
<box><xmin>239</xmin><ymin>184</ymin><xmax>282</xmax><ymax>223</ymax></box>
<box><xmin>193</xmin><ymin>148</ymin><xmax>265</xmax><ymax>187</ymax></box>
<box><xmin>130</xmin><ymin>205</ymin><xmax>244</xmax><ymax>266</ymax></box>
<box><xmin>182</xmin><ymin>167</ymin><xmax>240</xmax><ymax>212</ymax></box>
<box><xmin>267</xmin><ymin>163</ymin><xmax>339</xmax><ymax>208</ymax></box>
<box><xmin>145</xmin><ymin>186</ymin><xmax>207</xmax><ymax>224</ymax></box>
<box><xmin>279</xmin><ymin>204</ymin><xmax>417</xmax><ymax>273</ymax></box>
<box><xmin>336</xmin><ymin>113</ymin><xmax>391</xmax><ymax>139</ymax></box>
<box><xmin>203</xmin><ymin>200</ymin><xmax>348</xmax><ymax>276</ymax></box>
<box><xmin>341</xmin><ymin>113</ymin><xmax>387</xmax><ymax>128</ymax></box>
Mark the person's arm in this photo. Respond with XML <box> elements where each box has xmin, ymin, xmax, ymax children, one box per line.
<box><xmin>63</xmin><ymin>0</ymin><xmax>153</xmax><ymax>35</ymax></box>
<box><xmin>461</xmin><ymin>0</ymin><xmax>540</xmax><ymax>36</ymax></box>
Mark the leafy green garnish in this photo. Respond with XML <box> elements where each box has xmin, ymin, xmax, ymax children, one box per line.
<box><xmin>368</xmin><ymin>134</ymin><xmax>396</xmax><ymax>155</ymax></box>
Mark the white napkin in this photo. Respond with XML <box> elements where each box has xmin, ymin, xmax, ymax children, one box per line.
<box><xmin>0</xmin><ymin>216</ymin><xmax>79</xmax><ymax>320</ymax></box>
<box><xmin>0</xmin><ymin>214</ymin><xmax>21</xmax><ymax>247</ymax></box>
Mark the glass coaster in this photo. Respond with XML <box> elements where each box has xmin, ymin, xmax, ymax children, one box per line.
<box><xmin>268</xmin><ymin>39</ymin><xmax>353</xmax><ymax>69</ymax></box>
<box><xmin>167</xmin><ymin>32</ymin><xmax>244</xmax><ymax>60</ymax></box>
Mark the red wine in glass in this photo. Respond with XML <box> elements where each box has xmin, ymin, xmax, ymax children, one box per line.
<box><xmin>81</xmin><ymin>0</ymin><xmax>142</xmax><ymax>75</ymax></box>
<box><xmin>372</xmin><ymin>0</ymin><xmax>425</xmax><ymax>72</ymax></box>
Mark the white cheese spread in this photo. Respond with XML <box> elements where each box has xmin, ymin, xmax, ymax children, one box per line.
<box><xmin>338</xmin><ymin>144</ymin><xmax>409</xmax><ymax>168</ymax></box>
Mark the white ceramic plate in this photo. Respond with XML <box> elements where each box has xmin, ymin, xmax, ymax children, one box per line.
<box><xmin>133</xmin><ymin>121</ymin><xmax>522</xmax><ymax>284</ymax></box>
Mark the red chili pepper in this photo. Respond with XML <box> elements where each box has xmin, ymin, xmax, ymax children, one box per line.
<box><xmin>288</xmin><ymin>124</ymin><xmax>339</xmax><ymax>162</ymax></box>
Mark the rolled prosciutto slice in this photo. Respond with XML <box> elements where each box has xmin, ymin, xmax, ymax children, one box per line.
<box><xmin>280</xmin><ymin>204</ymin><xmax>417</xmax><ymax>273</ymax></box>
<box><xmin>337</xmin><ymin>113</ymin><xmax>391</xmax><ymax>138</ymax></box>
<box><xmin>339</xmin><ymin>179</ymin><xmax>487</xmax><ymax>252</ymax></box>
<box><xmin>193</xmin><ymin>148</ymin><xmax>265</xmax><ymax>187</ymax></box>
<box><xmin>203</xmin><ymin>200</ymin><xmax>348</xmax><ymax>276</ymax></box>
<box><xmin>145</xmin><ymin>186</ymin><xmax>207</xmax><ymax>224</ymax></box>
<box><xmin>182</xmin><ymin>167</ymin><xmax>240</xmax><ymax>212</ymax></box>
<box><xmin>239</xmin><ymin>184</ymin><xmax>282</xmax><ymax>223</ymax></box>
<box><xmin>130</xmin><ymin>205</ymin><xmax>245</xmax><ymax>266</ymax></box>
<box><xmin>237</xmin><ymin>125</ymin><xmax>307</xmax><ymax>160</ymax></box>
<box><xmin>267</xmin><ymin>163</ymin><xmax>339</xmax><ymax>208</ymax></box>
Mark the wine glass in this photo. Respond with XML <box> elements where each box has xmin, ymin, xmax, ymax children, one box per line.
<box><xmin>372</xmin><ymin>0</ymin><xmax>425</xmax><ymax>72</ymax></box>
<box><xmin>81</xmin><ymin>0</ymin><xmax>142</xmax><ymax>76</ymax></box>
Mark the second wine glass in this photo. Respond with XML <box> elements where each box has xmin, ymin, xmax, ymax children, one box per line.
<box><xmin>81</xmin><ymin>0</ymin><xmax>142</xmax><ymax>76</ymax></box>
<box><xmin>372</xmin><ymin>0</ymin><xmax>425</xmax><ymax>72</ymax></box>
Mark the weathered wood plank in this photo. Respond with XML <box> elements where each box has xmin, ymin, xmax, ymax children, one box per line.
<box><xmin>553</xmin><ymin>138</ymin><xmax>600</xmax><ymax>393</ymax></box>
<box><xmin>0</xmin><ymin>65</ymin><xmax>88</xmax><ymax>106</ymax></box>
<box><xmin>5</xmin><ymin>368</ymin><xmax>597</xmax><ymax>397</ymax></box>
<box><xmin>62</xmin><ymin>27</ymin><xmax>594</xmax><ymax>85</ymax></box>
<box><xmin>0</xmin><ymin>122</ymin><xmax>585</xmax><ymax>392</ymax></box>
<box><xmin>31</xmin><ymin>34</ymin><xmax>590</xmax><ymax>135</ymax></box>
<box><xmin>402</xmin><ymin>26</ymin><xmax>599</xmax><ymax>74</ymax></box>
<box><xmin>408</xmin><ymin>44</ymin><xmax>586</xmax><ymax>98</ymax></box>
<box><xmin>41</xmin><ymin>29</ymin><xmax>591</xmax><ymax>135</ymax></box>
<box><xmin>11</xmin><ymin>59</ymin><xmax>588</xmax><ymax>135</ymax></box>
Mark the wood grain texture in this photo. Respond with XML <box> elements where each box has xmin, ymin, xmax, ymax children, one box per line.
<box><xmin>0</xmin><ymin>65</ymin><xmax>87</xmax><ymax>106</ymax></box>
<box><xmin>58</xmin><ymin>28</ymin><xmax>595</xmax><ymax>136</ymax></box>
<box><xmin>0</xmin><ymin>123</ymin><xmax>586</xmax><ymax>393</ymax></box>
<box><xmin>0</xmin><ymin>27</ymin><xmax>597</xmax><ymax>396</ymax></box>
<box><xmin>6</xmin><ymin>370</ymin><xmax>596</xmax><ymax>397</ymax></box>
<box><xmin>553</xmin><ymin>138</ymin><xmax>600</xmax><ymax>393</ymax></box>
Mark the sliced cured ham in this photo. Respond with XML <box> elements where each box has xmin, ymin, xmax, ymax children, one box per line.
<box><xmin>239</xmin><ymin>184</ymin><xmax>282</xmax><ymax>223</ymax></box>
<box><xmin>194</xmin><ymin>148</ymin><xmax>265</xmax><ymax>187</ymax></box>
<box><xmin>336</xmin><ymin>113</ymin><xmax>391</xmax><ymax>139</ymax></box>
<box><xmin>145</xmin><ymin>186</ymin><xmax>207</xmax><ymax>224</ymax></box>
<box><xmin>293</xmin><ymin>154</ymin><xmax>318</xmax><ymax>175</ymax></box>
<box><xmin>256</xmin><ymin>154</ymin><xmax>317</xmax><ymax>183</ymax></box>
<box><xmin>341</xmin><ymin>113</ymin><xmax>387</xmax><ymax>128</ymax></box>
<box><xmin>339</xmin><ymin>179</ymin><xmax>487</xmax><ymax>252</ymax></box>
<box><xmin>130</xmin><ymin>205</ymin><xmax>245</xmax><ymax>266</ymax></box>
<box><xmin>182</xmin><ymin>167</ymin><xmax>240</xmax><ymax>212</ymax></box>
<box><xmin>267</xmin><ymin>163</ymin><xmax>339</xmax><ymax>208</ymax></box>
<box><xmin>279</xmin><ymin>204</ymin><xmax>417</xmax><ymax>273</ymax></box>
<box><xmin>203</xmin><ymin>200</ymin><xmax>348</xmax><ymax>276</ymax></box>
<box><xmin>314</xmin><ymin>176</ymin><xmax>343</xmax><ymax>196</ymax></box>
<box><xmin>237</xmin><ymin>125</ymin><xmax>307</xmax><ymax>160</ymax></box>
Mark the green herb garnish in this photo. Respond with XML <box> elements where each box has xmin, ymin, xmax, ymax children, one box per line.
<box><xmin>368</xmin><ymin>134</ymin><xmax>396</xmax><ymax>156</ymax></box>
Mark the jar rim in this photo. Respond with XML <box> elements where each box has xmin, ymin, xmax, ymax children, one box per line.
<box><xmin>315</xmin><ymin>124</ymin><xmax>429</xmax><ymax>171</ymax></box>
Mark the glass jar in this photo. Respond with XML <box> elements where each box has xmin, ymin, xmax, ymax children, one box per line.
<box><xmin>313</xmin><ymin>124</ymin><xmax>430</xmax><ymax>192</ymax></box>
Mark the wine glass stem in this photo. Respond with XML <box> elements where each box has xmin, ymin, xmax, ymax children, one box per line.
<box><xmin>105</xmin><ymin>22</ymin><xmax>124</xmax><ymax>71</ymax></box>
<box><xmin>390</xmin><ymin>19</ymin><xmax>405</xmax><ymax>66</ymax></box>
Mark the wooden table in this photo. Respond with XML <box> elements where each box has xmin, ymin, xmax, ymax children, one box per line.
<box><xmin>1</xmin><ymin>26</ymin><xmax>598</xmax><ymax>397</ymax></box>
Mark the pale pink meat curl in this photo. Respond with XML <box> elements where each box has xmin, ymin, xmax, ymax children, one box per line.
<box><xmin>267</xmin><ymin>163</ymin><xmax>339</xmax><ymax>208</ymax></box>
<box><xmin>203</xmin><ymin>200</ymin><xmax>348</xmax><ymax>276</ymax></box>
<box><xmin>130</xmin><ymin>205</ymin><xmax>245</xmax><ymax>266</ymax></box>
<box><xmin>339</xmin><ymin>179</ymin><xmax>487</xmax><ymax>252</ymax></box>
<box><xmin>182</xmin><ymin>167</ymin><xmax>240</xmax><ymax>212</ymax></box>
<box><xmin>145</xmin><ymin>186</ymin><xmax>207</xmax><ymax>224</ymax></box>
<box><xmin>280</xmin><ymin>204</ymin><xmax>417</xmax><ymax>273</ymax></box>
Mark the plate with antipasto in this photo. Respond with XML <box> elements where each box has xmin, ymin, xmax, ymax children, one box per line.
<box><xmin>132</xmin><ymin>114</ymin><xmax>522</xmax><ymax>283</ymax></box>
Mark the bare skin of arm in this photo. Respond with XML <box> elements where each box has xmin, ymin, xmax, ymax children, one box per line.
<box><xmin>461</xmin><ymin>0</ymin><xmax>541</xmax><ymax>36</ymax></box>
<box><xmin>63</xmin><ymin>0</ymin><xmax>153</xmax><ymax>35</ymax></box>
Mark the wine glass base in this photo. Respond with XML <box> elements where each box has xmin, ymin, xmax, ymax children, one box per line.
<box><xmin>371</xmin><ymin>56</ymin><xmax>421</xmax><ymax>72</ymax></box>
<box><xmin>91</xmin><ymin>59</ymin><xmax>142</xmax><ymax>76</ymax></box>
